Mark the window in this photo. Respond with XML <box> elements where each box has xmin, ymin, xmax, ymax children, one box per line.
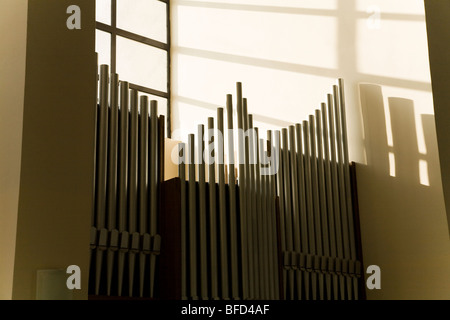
<box><xmin>96</xmin><ymin>0</ymin><xmax>171</xmax><ymax>137</ymax></box>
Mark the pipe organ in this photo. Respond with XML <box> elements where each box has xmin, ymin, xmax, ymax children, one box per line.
<box><xmin>89</xmin><ymin>63</ymin><xmax>364</xmax><ymax>300</ymax></box>
<box><xmin>89</xmin><ymin>65</ymin><xmax>164</xmax><ymax>298</ymax></box>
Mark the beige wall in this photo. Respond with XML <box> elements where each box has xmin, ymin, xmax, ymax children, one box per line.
<box><xmin>0</xmin><ymin>0</ymin><xmax>28</xmax><ymax>300</ymax></box>
<box><xmin>358</xmin><ymin>85</ymin><xmax>450</xmax><ymax>299</ymax></box>
<box><xmin>171</xmin><ymin>0</ymin><xmax>450</xmax><ymax>299</ymax></box>
<box><xmin>11</xmin><ymin>0</ymin><xmax>96</xmax><ymax>300</ymax></box>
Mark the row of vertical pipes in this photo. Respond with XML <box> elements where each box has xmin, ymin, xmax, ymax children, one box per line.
<box><xmin>89</xmin><ymin>65</ymin><xmax>361</xmax><ymax>300</ymax></box>
<box><xmin>90</xmin><ymin>65</ymin><xmax>163</xmax><ymax>298</ymax></box>
<box><xmin>178</xmin><ymin>83</ymin><xmax>280</xmax><ymax>300</ymax></box>
<box><xmin>278</xmin><ymin>80</ymin><xmax>361</xmax><ymax>300</ymax></box>
<box><xmin>178</xmin><ymin>79</ymin><xmax>361</xmax><ymax>300</ymax></box>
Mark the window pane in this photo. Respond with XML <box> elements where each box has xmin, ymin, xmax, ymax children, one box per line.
<box><xmin>96</xmin><ymin>0</ymin><xmax>111</xmax><ymax>25</ymax></box>
<box><xmin>138</xmin><ymin>92</ymin><xmax>167</xmax><ymax>117</ymax></box>
<box><xmin>117</xmin><ymin>0</ymin><xmax>167</xmax><ymax>43</ymax></box>
<box><xmin>116</xmin><ymin>36</ymin><xmax>167</xmax><ymax>93</ymax></box>
<box><xmin>95</xmin><ymin>29</ymin><xmax>111</xmax><ymax>67</ymax></box>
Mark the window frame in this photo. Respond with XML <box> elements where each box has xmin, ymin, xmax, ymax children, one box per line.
<box><xmin>96</xmin><ymin>0</ymin><xmax>171</xmax><ymax>137</ymax></box>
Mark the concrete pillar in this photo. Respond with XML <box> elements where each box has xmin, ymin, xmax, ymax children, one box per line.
<box><xmin>10</xmin><ymin>0</ymin><xmax>96</xmax><ymax>300</ymax></box>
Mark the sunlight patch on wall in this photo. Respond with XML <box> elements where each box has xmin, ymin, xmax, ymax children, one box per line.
<box><xmin>177</xmin><ymin>0</ymin><xmax>338</xmax><ymax>10</ymax></box>
<box><xmin>419</xmin><ymin>159</ymin><xmax>430</xmax><ymax>187</ymax></box>
<box><xmin>356</xmin><ymin>19</ymin><xmax>430</xmax><ymax>83</ymax></box>
<box><xmin>356</xmin><ymin>0</ymin><xmax>425</xmax><ymax>15</ymax></box>
<box><xmin>174</xmin><ymin>53</ymin><xmax>338</xmax><ymax>127</ymax></box>
<box><xmin>389</xmin><ymin>152</ymin><xmax>396</xmax><ymax>177</ymax></box>
<box><xmin>383</xmin><ymin>94</ymin><xmax>394</xmax><ymax>148</ymax></box>
<box><xmin>176</xmin><ymin>6</ymin><xmax>338</xmax><ymax>70</ymax></box>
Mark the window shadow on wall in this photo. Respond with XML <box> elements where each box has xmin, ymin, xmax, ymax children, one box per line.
<box><xmin>357</xmin><ymin>83</ymin><xmax>448</xmax><ymax>298</ymax></box>
<box><xmin>359</xmin><ymin>83</ymin><xmax>443</xmax><ymax>199</ymax></box>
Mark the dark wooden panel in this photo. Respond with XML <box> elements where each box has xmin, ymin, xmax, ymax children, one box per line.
<box><xmin>158</xmin><ymin>178</ymin><xmax>182</xmax><ymax>300</ymax></box>
<box><xmin>350</xmin><ymin>162</ymin><xmax>366</xmax><ymax>301</ymax></box>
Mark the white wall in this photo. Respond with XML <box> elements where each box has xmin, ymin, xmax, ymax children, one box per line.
<box><xmin>0</xmin><ymin>0</ymin><xmax>28</xmax><ymax>300</ymax></box>
<box><xmin>171</xmin><ymin>0</ymin><xmax>450</xmax><ymax>299</ymax></box>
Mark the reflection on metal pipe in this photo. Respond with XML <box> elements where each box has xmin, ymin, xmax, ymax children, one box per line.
<box><xmin>208</xmin><ymin>117</ymin><xmax>219</xmax><ymax>300</ymax></box>
<box><xmin>106</xmin><ymin>73</ymin><xmax>119</xmax><ymax>296</ymax></box>
<box><xmin>227</xmin><ymin>93</ymin><xmax>240</xmax><ymax>300</ymax></box>
<box><xmin>249</xmin><ymin>115</ymin><xmax>259</xmax><ymax>299</ymax></box>
<box><xmin>117</xmin><ymin>81</ymin><xmax>129</xmax><ymax>297</ymax></box>
<box><xmin>138</xmin><ymin>96</ymin><xmax>149</xmax><ymax>298</ymax></box>
<box><xmin>217</xmin><ymin>108</ymin><xmax>229</xmax><ymax>300</ymax></box>
<box><xmin>243</xmin><ymin>99</ymin><xmax>255</xmax><ymax>300</ymax></box>
<box><xmin>235</xmin><ymin>84</ymin><xmax>247</xmax><ymax>300</ymax></box>
<box><xmin>281</xmin><ymin>128</ymin><xmax>294</xmax><ymax>300</ymax></box>
<box><xmin>315</xmin><ymin>109</ymin><xmax>331</xmax><ymax>300</ymax></box>
<box><xmin>127</xmin><ymin>89</ymin><xmax>139</xmax><ymax>297</ymax></box>
<box><xmin>188</xmin><ymin>134</ymin><xmax>198</xmax><ymax>300</ymax></box>
<box><xmin>95</xmin><ymin>65</ymin><xmax>109</xmax><ymax>296</ymax></box>
<box><xmin>198</xmin><ymin>124</ymin><xmax>208</xmax><ymax>300</ymax></box>
<box><xmin>328</xmin><ymin>93</ymin><xmax>345</xmax><ymax>300</ymax></box>
<box><xmin>179</xmin><ymin>142</ymin><xmax>187</xmax><ymax>300</ymax></box>
<box><xmin>149</xmin><ymin>101</ymin><xmax>159</xmax><ymax>298</ymax></box>
<box><xmin>339</xmin><ymin>79</ymin><xmax>358</xmax><ymax>300</ymax></box>
<box><xmin>288</xmin><ymin>126</ymin><xmax>302</xmax><ymax>300</ymax></box>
